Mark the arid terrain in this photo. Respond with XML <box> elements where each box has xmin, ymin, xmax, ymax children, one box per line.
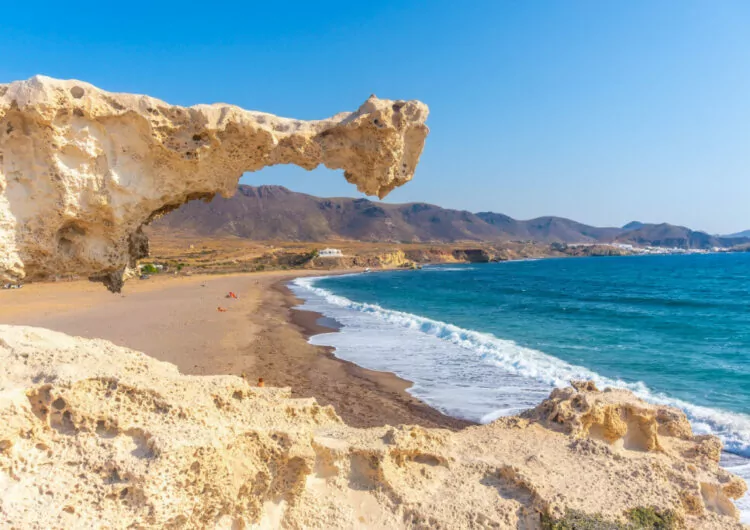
<box><xmin>138</xmin><ymin>227</ymin><xmax>634</xmax><ymax>280</ymax></box>
<box><xmin>0</xmin><ymin>76</ymin><xmax>747</xmax><ymax>529</ymax></box>
<box><xmin>140</xmin><ymin>230</ymin><xmax>571</xmax><ymax>276</ymax></box>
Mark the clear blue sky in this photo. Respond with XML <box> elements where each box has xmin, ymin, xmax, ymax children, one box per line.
<box><xmin>3</xmin><ymin>1</ymin><xmax>749</xmax><ymax>233</ymax></box>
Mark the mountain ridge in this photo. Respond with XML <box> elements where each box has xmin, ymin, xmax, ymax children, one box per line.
<box><xmin>152</xmin><ymin>185</ymin><xmax>750</xmax><ymax>249</ymax></box>
<box><xmin>724</xmin><ymin>229</ymin><xmax>750</xmax><ymax>239</ymax></box>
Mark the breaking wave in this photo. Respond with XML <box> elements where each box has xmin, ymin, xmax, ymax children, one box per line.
<box><xmin>292</xmin><ymin>276</ymin><xmax>750</xmax><ymax>460</ymax></box>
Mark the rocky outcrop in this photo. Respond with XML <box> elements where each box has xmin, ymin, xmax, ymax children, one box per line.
<box><xmin>452</xmin><ymin>248</ymin><xmax>491</xmax><ymax>262</ymax></box>
<box><xmin>0</xmin><ymin>326</ymin><xmax>745</xmax><ymax>529</ymax></box>
<box><xmin>0</xmin><ymin>77</ymin><xmax>429</xmax><ymax>291</ymax></box>
<box><xmin>357</xmin><ymin>249</ymin><xmax>413</xmax><ymax>268</ymax></box>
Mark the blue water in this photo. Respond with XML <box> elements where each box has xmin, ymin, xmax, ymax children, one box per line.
<box><xmin>289</xmin><ymin>254</ymin><xmax>750</xmax><ymax>520</ymax></box>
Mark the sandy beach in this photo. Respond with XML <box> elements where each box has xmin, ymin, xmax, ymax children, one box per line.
<box><xmin>0</xmin><ymin>271</ymin><xmax>471</xmax><ymax>430</ymax></box>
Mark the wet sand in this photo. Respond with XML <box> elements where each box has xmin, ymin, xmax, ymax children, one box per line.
<box><xmin>1</xmin><ymin>271</ymin><xmax>471</xmax><ymax>430</ymax></box>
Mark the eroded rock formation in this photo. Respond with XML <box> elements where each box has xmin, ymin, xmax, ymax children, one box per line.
<box><xmin>0</xmin><ymin>326</ymin><xmax>745</xmax><ymax>529</ymax></box>
<box><xmin>1</xmin><ymin>77</ymin><xmax>747</xmax><ymax>529</ymax></box>
<box><xmin>0</xmin><ymin>76</ymin><xmax>428</xmax><ymax>291</ymax></box>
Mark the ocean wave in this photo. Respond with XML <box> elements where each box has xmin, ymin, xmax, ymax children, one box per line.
<box><xmin>292</xmin><ymin>276</ymin><xmax>750</xmax><ymax>459</ymax></box>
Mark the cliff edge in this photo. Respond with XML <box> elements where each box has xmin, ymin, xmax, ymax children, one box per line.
<box><xmin>0</xmin><ymin>76</ymin><xmax>428</xmax><ymax>291</ymax></box>
<box><xmin>0</xmin><ymin>326</ymin><xmax>745</xmax><ymax>529</ymax></box>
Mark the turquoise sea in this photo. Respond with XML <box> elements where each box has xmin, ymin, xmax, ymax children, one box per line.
<box><xmin>290</xmin><ymin>254</ymin><xmax>750</xmax><ymax>520</ymax></box>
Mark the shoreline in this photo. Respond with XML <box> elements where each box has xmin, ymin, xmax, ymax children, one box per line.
<box><xmin>281</xmin><ymin>264</ymin><xmax>750</xmax><ymax>522</ymax></box>
<box><xmin>0</xmin><ymin>268</ymin><xmax>472</xmax><ymax>431</ymax></box>
<box><xmin>2</xmin><ymin>268</ymin><xmax>748</xmax><ymax>524</ymax></box>
<box><xmin>272</xmin><ymin>274</ymin><xmax>474</xmax><ymax>430</ymax></box>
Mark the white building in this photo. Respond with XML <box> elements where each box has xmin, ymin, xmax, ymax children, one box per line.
<box><xmin>318</xmin><ymin>248</ymin><xmax>343</xmax><ymax>258</ymax></box>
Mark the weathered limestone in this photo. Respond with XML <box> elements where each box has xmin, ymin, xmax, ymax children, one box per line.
<box><xmin>0</xmin><ymin>76</ymin><xmax>429</xmax><ymax>291</ymax></box>
<box><xmin>0</xmin><ymin>326</ymin><xmax>745</xmax><ymax>529</ymax></box>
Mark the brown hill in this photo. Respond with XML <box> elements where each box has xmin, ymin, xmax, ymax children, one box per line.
<box><xmin>477</xmin><ymin>213</ymin><xmax>622</xmax><ymax>243</ymax></box>
<box><xmin>152</xmin><ymin>185</ymin><xmax>615</xmax><ymax>243</ymax></box>
<box><xmin>152</xmin><ymin>185</ymin><xmax>749</xmax><ymax>248</ymax></box>
<box><xmin>615</xmin><ymin>223</ymin><xmax>748</xmax><ymax>249</ymax></box>
<box><xmin>152</xmin><ymin>185</ymin><xmax>507</xmax><ymax>242</ymax></box>
<box><xmin>724</xmin><ymin>229</ymin><xmax>750</xmax><ymax>238</ymax></box>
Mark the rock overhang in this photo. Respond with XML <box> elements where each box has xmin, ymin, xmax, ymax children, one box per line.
<box><xmin>0</xmin><ymin>76</ymin><xmax>429</xmax><ymax>291</ymax></box>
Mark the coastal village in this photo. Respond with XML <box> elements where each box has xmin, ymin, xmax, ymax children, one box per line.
<box><xmin>567</xmin><ymin>242</ymin><xmax>738</xmax><ymax>255</ymax></box>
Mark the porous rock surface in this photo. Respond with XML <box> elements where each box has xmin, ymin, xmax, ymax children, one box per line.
<box><xmin>0</xmin><ymin>326</ymin><xmax>745</xmax><ymax>529</ymax></box>
<box><xmin>0</xmin><ymin>76</ymin><xmax>429</xmax><ymax>291</ymax></box>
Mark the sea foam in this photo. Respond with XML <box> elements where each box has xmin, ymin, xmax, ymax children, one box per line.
<box><xmin>292</xmin><ymin>276</ymin><xmax>750</xmax><ymax>455</ymax></box>
<box><xmin>291</xmin><ymin>272</ymin><xmax>750</xmax><ymax>522</ymax></box>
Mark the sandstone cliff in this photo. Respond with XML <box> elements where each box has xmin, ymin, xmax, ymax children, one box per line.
<box><xmin>0</xmin><ymin>77</ymin><xmax>428</xmax><ymax>291</ymax></box>
<box><xmin>0</xmin><ymin>326</ymin><xmax>745</xmax><ymax>529</ymax></box>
